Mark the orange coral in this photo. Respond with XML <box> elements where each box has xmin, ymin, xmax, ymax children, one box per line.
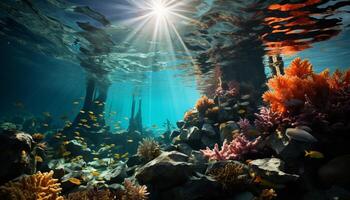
<box><xmin>195</xmin><ymin>95</ymin><xmax>215</xmax><ymax>113</ymax></box>
<box><xmin>263</xmin><ymin>58</ymin><xmax>350</xmax><ymax>114</ymax></box>
<box><xmin>0</xmin><ymin>171</ymin><xmax>63</xmax><ymax>200</ymax></box>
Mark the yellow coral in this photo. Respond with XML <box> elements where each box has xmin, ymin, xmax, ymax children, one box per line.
<box><xmin>137</xmin><ymin>138</ymin><xmax>161</xmax><ymax>162</ymax></box>
<box><xmin>195</xmin><ymin>95</ymin><xmax>215</xmax><ymax>113</ymax></box>
<box><xmin>0</xmin><ymin>171</ymin><xmax>63</xmax><ymax>200</ymax></box>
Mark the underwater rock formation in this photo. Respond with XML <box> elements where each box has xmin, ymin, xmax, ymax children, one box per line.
<box><xmin>128</xmin><ymin>96</ymin><xmax>143</xmax><ymax>134</ymax></box>
<box><xmin>0</xmin><ymin>130</ymin><xmax>36</xmax><ymax>184</ymax></box>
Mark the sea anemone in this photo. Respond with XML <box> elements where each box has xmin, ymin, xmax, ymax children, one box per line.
<box><xmin>201</xmin><ymin>134</ymin><xmax>261</xmax><ymax>161</ymax></box>
<box><xmin>195</xmin><ymin>95</ymin><xmax>215</xmax><ymax>113</ymax></box>
<box><xmin>137</xmin><ymin>138</ymin><xmax>161</xmax><ymax>162</ymax></box>
<box><xmin>0</xmin><ymin>171</ymin><xmax>63</xmax><ymax>200</ymax></box>
<box><xmin>116</xmin><ymin>180</ymin><xmax>149</xmax><ymax>200</ymax></box>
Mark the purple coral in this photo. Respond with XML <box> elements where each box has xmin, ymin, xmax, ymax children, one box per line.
<box><xmin>201</xmin><ymin>134</ymin><xmax>261</xmax><ymax>161</ymax></box>
<box><xmin>237</xmin><ymin>118</ymin><xmax>250</xmax><ymax>134</ymax></box>
<box><xmin>254</xmin><ymin>107</ymin><xmax>282</xmax><ymax>134</ymax></box>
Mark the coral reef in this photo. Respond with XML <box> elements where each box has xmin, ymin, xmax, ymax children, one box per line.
<box><xmin>201</xmin><ymin>134</ymin><xmax>261</xmax><ymax>161</ymax></box>
<box><xmin>0</xmin><ymin>171</ymin><xmax>63</xmax><ymax>200</ymax></box>
<box><xmin>263</xmin><ymin>57</ymin><xmax>350</xmax><ymax>114</ymax></box>
<box><xmin>137</xmin><ymin>138</ymin><xmax>161</xmax><ymax>162</ymax></box>
<box><xmin>194</xmin><ymin>96</ymin><xmax>215</xmax><ymax>113</ymax></box>
<box><xmin>254</xmin><ymin>107</ymin><xmax>283</xmax><ymax>134</ymax></box>
<box><xmin>116</xmin><ymin>180</ymin><xmax>149</xmax><ymax>200</ymax></box>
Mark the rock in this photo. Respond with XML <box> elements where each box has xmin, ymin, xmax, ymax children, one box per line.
<box><xmin>177</xmin><ymin>143</ymin><xmax>193</xmax><ymax>155</ymax></box>
<box><xmin>0</xmin><ymin>130</ymin><xmax>35</xmax><ymax>184</ymax></box>
<box><xmin>170</xmin><ymin>130</ymin><xmax>181</xmax><ymax>139</ymax></box>
<box><xmin>219</xmin><ymin>121</ymin><xmax>239</xmax><ymax>142</ymax></box>
<box><xmin>176</xmin><ymin>120</ymin><xmax>185</xmax><ymax>129</ymax></box>
<box><xmin>135</xmin><ymin>151</ymin><xmax>193</xmax><ymax>190</ymax></box>
<box><xmin>268</xmin><ymin>134</ymin><xmax>308</xmax><ymax>161</ymax></box>
<box><xmin>249</xmin><ymin>158</ymin><xmax>299</xmax><ymax>184</ymax></box>
<box><xmin>187</xmin><ymin>126</ymin><xmax>201</xmax><ymax>141</ymax></box>
<box><xmin>126</xmin><ymin>155</ymin><xmax>142</xmax><ymax>168</ymax></box>
<box><xmin>206</xmin><ymin>160</ymin><xmax>250</xmax><ymax>176</ymax></box>
<box><xmin>104</xmin><ymin>161</ymin><xmax>127</xmax><ymax>184</ymax></box>
<box><xmin>159</xmin><ymin>175</ymin><xmax>224</xmax><ymax>200</ymax></box>
<box><xmin>65</xmin><ymin>140</ymin><xmax>93</xmax><ymax>161</ymax></box>
<box><xmin>200</xmin><ymin>136</ymin><xmax>216</xmax><ymax>148</ymax></box>
<box><xmin>318</xmin><ymin>154</ymin><xmax>350</xmax><ymax>187</ymax></box>
<box><xmin>189</xmin><ymin>150</ymin><xmax>207</xmax><ymax>173</ymax></box>
<box><xmin>201</xmin><ymin>123</ymin><xmax>216</xmax><ymax>137</ymax></box>
<box><xmin>286</xmin><ymin>128</ymin><xmax>317</xmax><ymax>143</ymax></box>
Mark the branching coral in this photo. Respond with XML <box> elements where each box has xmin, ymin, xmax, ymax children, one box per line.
<box><xmin>201</xmin><ymin>134</ymin><xmax>261</xmax><ymax>161</ymax></box>
<box><xmin>65</xmin><ymin>188</ymin><xmax>115</xmax><ymax>200</ymax></box>
<box><xmin>0</xmin><ymin>171</ymin><xmax>63</xmax><ymax>200</ymax></box>
<box><xmin>195</xmin><ymin>95</ymin><xmax>215</xmax><ymax>113</ymax></box>
<box><xmin>237</xmin><ymin>118</ymin><xmax>251</xmax><ymax>134</ymax></box>
<box><xmin>263</xmin><ymin>58</ymin><xmax>350</xmax><ymax>114</ymax></box>
<box><xmin>137</xmin><ymin>138</ymin><xmax>161</xmax><ymax>162</ymax></box>
<box><xmin>116</xmin><ymin>180</ymin><xmax>149</xmax><ymax>200</ymax></box>
<box><xmin>254</xmin><ymin>107</ymin><xmax>283</xmax><ymax>133</ymax></box>
<box><xmin>208</xmin><ymin>162</ymin><xmax>251</xmax><ymax>190</ymax></box>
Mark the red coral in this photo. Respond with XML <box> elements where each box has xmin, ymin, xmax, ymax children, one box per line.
<box><xmin>263</xmin><ymin>57</ymin><xmax>350</xmax><ymax>114</ymax></box>
<box><xmin>201</xmin><ymin>134</ymin><xmax>261</xmax><ymax>161</ymax></box>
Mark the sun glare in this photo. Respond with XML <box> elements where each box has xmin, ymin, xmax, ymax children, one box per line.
<box><xmin>150</xmin><ymin>1</ymin><xmax>169</xmax><ymax>19</ymax></box>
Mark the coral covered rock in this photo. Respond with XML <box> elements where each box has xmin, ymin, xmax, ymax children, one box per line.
<box><xmin>195</xmin><ymin>96</ymin><xmax>215</xmax><ymax>113</ymax></box>
<box><xmin>117</xmin><ymin>179</ymin><xmax>149</xmax><ymax>200</ymax></box>
<box><xmin>65</xmin><ymin>187</ymin><xmax>115</xmax><ymax>200</ymax></box>
<box><xmin>137</xmin><ymin>138</ymin><xmax>161</xmax><ymax>162</ymax></box>
<box><xmin>201</xmin><ymin>134</ymin><xmax>261</xmax><ymax>161</ymax></box>
<box><xmin>0</xmin><ymin>171</ymin><xmax>63</xmax><ymax>200</ymax></box>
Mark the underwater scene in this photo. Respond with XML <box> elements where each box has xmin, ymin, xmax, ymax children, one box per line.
<box><xmin>1</xmin><ymin>0</ymin><xmax>350</xmax><ymax>199</ymax></box>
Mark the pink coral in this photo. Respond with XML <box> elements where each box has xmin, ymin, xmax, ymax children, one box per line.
<box><xmin>201</xmin><ymin>134</ymin><xmax>261</xmax><ymax>161</ymax></box>
<box><xmin>254</xmin><ymin>107</ymin><xmax>283</xmax><ymax>133</ymax></box>
<box><xmin>215</xmin><ymin>80</ymin><xmax>239</xmax><ymax>98</ymax></box>
<box><xmin>237</xmin><ymin>118</ymin><xmax>251</xmax><ymax>134</ymax></box>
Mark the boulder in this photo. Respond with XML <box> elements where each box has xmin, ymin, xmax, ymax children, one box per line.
<box><xmin>135</xmin><ymin>151</ymin><xmax>193</xmax><ymax>190</ymax></box>
<box><xmin>170</xmin><ymin>130</ymin><xmax>181</xmax><ymax>139</ymax></box>
<box><xmin>187</xmin><ymin>126</ymin><xmax>201</xmax><ymax>141</ymax></box>
<box><xmin>104</xmin><ymin>161</ymin><xmax>127</xmax><ymax>184</ymax></box>
<box><xmin>318</xmin><ymin>155</ymin><xmax>350</xmax><ymax>187</ymax></box>
<box><xmin>177</xmin><ymin>143</ymin><xmax>193</xmax><ymax>156</ymax></box>
<box><xmin>249</xmin><ymin>158</ymin><xmax>299</xmax><ymax>184</ymax></box>
<box><xmin>201</xmin><ymin>123</ymin><xmax>216</xmax><ymax>137</ymax></box>
<box><xmin>0</xmin><ymin>130</ymin><xmax>35</xmax><ymax>184</ymax></box>
<box><xmin>159</xmin><ymin>175</ymin><xmax>224</xmax><ymax>200</ymax></box>
<box><xmin>176</xmin><ymin>120</ymin><xmax>185</xmax><ymax>129</ymax></box>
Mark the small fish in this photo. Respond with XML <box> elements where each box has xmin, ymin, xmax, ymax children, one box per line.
<box><xmin>42</xmin><ymin>112</ymin><xmax>51</xmax><ymax>117</ymax></box>
<box><xmin>152</xmin><ymin>124</ymin><xmax>158</xmax><ymax>128</ymax></box>
<box><xmin>94</xmin><ymin>100</ymin><xmax>100</xmax><ymax>104</ymax></box>
<box><xmin>91</xmin><ymin>171</ymin><xmax>100</xmax><ymax>176</ymax></box>
<box><xmin>35</xmin><ymin>156</ymin><xmax>43</xmax><ymax>162</ymax></box>
<box><xmin>80</xmin><ymin>110</ymin><xmax>85</xmax><ymax>114</ymax></box>
<box><xmin>114</xmin><ymin>154</ymin><xmax>120</xmax><ymax>159</ymax></box>
<box><xmin>241</xmin><ymin>94</ymin><xmax>250</xmax><ymax>100</ymax></box>
<box><xmin>124</xmin><ymin>117</ymin><xmax>129</xmax><ymax>120</ymax></box>
<box><xmin>13</xmin><ymin>101</ymin><xmax>24</xmax><ymax>108</ymax></box>
<box><xmin>67</xmin><ymin>177</ymin><xmax>81</xmax><ymax>185</ymax></box>
<box><xmin>73</xmin><ymin>101</ymin><xmax>79</xmax><ymax>105</ymax></box>
<box><xmin>62</xmin><ymin>151</ymin><xmax>71</xmax><ymax>157</ymax></box>
<box><xmin>74</xmin><ymin>131</ymin><xmax>80</xmax><ymax>136</ymax></box>
<box><xmin>127</xmin><ymin>139</ymin><xmax>133</xmax><ymax>143</ymax></box>
<box><xmin>93</xmin><ymin>158</ymin><xmax>99</xmax><ymax>161</ymax></box>
<box><xmin>42</xmin><ymin>123</ymin><xmax>49</xmax><ymax>127</ymax></box>
<box><xmin>63</xmin><ymin>141</ymin><xmax>69</xmax><ymax>145</ymax></box>
<box><xmin>305</xmin><ymin>150</ymin><xmax>324</xmax><ymax>159</ymax></box>
<box><xmin>253</xmin><ymin>176</ymin><xmax>279</xmax><ymax>188</ymax></box>
<box><xmin>88</xmin><ymin>111</ymin><xmax>94</xmax><ymax>115</ymax></box>
<box><xmin>121</xmin><ymin>152</ymin><xmax>129</xmax><ymax>158</ymax></box>
<box><xmin>80</xmin><ymin>119</ymin><xmax>87</xmax><ymax>123</ymax></box>
<box><xmin>238</xmin><ymin>109</ymin><xmax>246</xmax><ymax>114</ymax></box>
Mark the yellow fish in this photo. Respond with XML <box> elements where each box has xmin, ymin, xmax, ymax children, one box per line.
<box><xmin>35</xmin><ymin>156</ymin><xmax>43</xmax><ymax>162</ymax></box>
<box><xmin>114</xmin><ymin>154</ymin><xmax>120</xmax><ymax>159</ymax></box>
<box><xmin>127</xmin><ymin>139</ymin><xmax>133</xmax><ymax>143</ymax></box>
<box><xmin>43</xmin><ymin>124</ymin><xmax>49</xmax><ymax>127</ymax></box>
<box><xmin>238</xmin><ymin>109</ymin><xmax>246</xmax><ymax>114</ymax></box>
<box><xmin>62</xmin><ymin>151</ymin><xmax>71</xmax><ymax>157</ymax></box>
<box><xmin>88</xmin><ymin>111</ymin><xmax>94</xmax><ymax>115</ymax></box>
<box><xmin>91</xmin><ymin>171</ymin><xmax>100</xmax><ymax>176</ymax></box>
<box><xmin>67</xmin><ymin>177</ymin><xmax>81</xmax><ymax>185</ymax></box>
<box><xmin>80</xmin><ymin>110</ymin><xmax>85</xmax><ymax>114</ymax></box>
<box><xmin>74</xmin><ymin>131</ymin><xmax>80</xmax><ymax>136</ymax></box>
<box><xmin>305</xmin><ymin>150</ymin><xmax>324</xmax><ymax>159</ymax></box>
<box><xmin>253</xmin><ymin>176</ymin><xmax>279</xmax><ymax>188</ymax></box>
<box><xmin>121</xmin><ymin>152</ymin><xmax>129</xmax><ymax>158</ymax></box>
